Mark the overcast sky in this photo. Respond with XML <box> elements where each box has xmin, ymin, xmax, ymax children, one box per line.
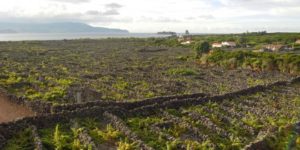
<box><xmin>0</xmin><ymin>0</ymin><xmax>300</xmax><ymax>33</ymax></box>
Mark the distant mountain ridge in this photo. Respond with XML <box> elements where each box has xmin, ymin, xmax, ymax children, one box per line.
<box><xmin>0</xmin><ymin>29</ymin><xmax>17</xmax><ymax>33</ymax></box>
<box><xmin>0</xmin><ymin>22</ymin><xmax>129</xmax><ymax>33</ymax></box>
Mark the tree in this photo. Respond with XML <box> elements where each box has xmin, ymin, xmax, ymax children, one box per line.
<box><xmin>185</xmin><ymin>30</ymin><xmax>190</xmax><ymax>35</ymax></box>
<box><xmin>194</xmin><ymin>41</ymin><xmax>210</xmax><ymax>57</ymax></box>
<box><xmin>238</xmin><ymin>36</ymin><xmax>247</xmax><ymax>48</ymax></box>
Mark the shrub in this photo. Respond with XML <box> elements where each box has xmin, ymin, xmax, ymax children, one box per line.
<box><xmin>117</xmin><ymin>139</ymin><xmax>137</xmax><ymax>150</ymax></box>
<box><xmin>203</xmin><ymin>50</ymin><xmax>300</xmax><ymax>74</ymax></box>
<box><xmin>193</xmin><ymin>41</ymin><xmax>210</xmax><ymax>57</ymax></box>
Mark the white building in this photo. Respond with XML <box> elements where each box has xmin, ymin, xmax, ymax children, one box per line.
<box><xmin>212</xmin><ymin>41</ymin><xmax>236</xmax><ymax>48</ymax></box>
<box><xmin>178</xmin><ymin>32</ymin><xmax>193</xmax><ymax>45</ymax></box>
<box><xmin>181</xmin><ymin>41</ymin><xmax>192</xmax><ymax>45</ymax></box>
<box><xmin>262</xmin><ymin>44</ymin><xmax>293</xmax><ymax>52</ymax></box>
<box><xmin>212</xmin><ymin>43</ymin><xmax>222</xmax><ymax>48</ymax></box>
<box><xmin>221</xmin><ymin>41</ymin><xmax>237</xmax><ymax>47</ymax></box>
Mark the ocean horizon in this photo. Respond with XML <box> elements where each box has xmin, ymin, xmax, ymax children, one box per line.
<box><xmin>0</xmin><ymin>32</ymin><xmax>171</xmax><ymax>41</ymax></box>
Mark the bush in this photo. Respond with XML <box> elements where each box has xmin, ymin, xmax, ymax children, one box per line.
<box><xmin>203</xmin><ymin>50</ymin><xmax>300</xmax><ymax>74</ymax></box>
<box><xmin>193</xmin><ymin>41</ymin><xmax>210</xmax><ymax>57</ymax></box>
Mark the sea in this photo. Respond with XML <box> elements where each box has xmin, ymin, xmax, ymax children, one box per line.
<box><xmin>0</xmin><ymin>33</ymin><xmax>170</xmax><ymax>41</ymax></box>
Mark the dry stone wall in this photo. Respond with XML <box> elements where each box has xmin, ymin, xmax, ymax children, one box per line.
<box><xmin>52</xmin><ymin>76</ymin><xmax>299</xmax><ymax>115</ymax></box>
<box><xmin>0</xmin><ymin>76</ymin><xmax>299</xmax><ymax>148</ymax></box>
<box><xmin>31</xmin><ymin>125</ymin><xmax>43</xmax><ymax>150</ymax></box>
<box><xmin>103</xmin><ymin>112</ymin><xmax>154</xmax><ymax>150</ymax></box>
<box><xmin>0</xmin><ymin>88</ymin><xmax>52</xmax><ymax>114</ymax></box>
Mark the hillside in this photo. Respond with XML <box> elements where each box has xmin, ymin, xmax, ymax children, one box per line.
<box><xmin>0</xmin><ymin>22</ymin><xmax>129</xmax><ymax>33</ymax></box>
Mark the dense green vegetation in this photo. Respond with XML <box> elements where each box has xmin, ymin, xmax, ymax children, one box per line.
<box><xmin>192</xmin><ymin>33</ymin><xmax>300</xmax><ymax>49</ymax></box>
<box><xmin>150</xmin><ymin>33</ymin><xmax>300</xmax><ymax>51</ymax></box>
<box><xmin>201</xmin><ymin>50</ymin><xmax>300</xmax><ymax>74</ymax></box>
<box><xmin>193</xmin><ymin>41</ymin><xmax>210</xmax><ymax>57</ymax></box>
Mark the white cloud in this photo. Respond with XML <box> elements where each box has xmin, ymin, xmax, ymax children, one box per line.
<box><xmin>0</xmin><ymin>0</ymin><xmax>299</xmax><ymax>32</ymax></box>
<box><xmin>49</xmin><ymin>0</ymin><xmax>90</xmax><ymax>3</ymax></box>
<box><xmin>105</xmin><ymin>3</ymin><xmax>123</xmax><ymax>9</ymax></box>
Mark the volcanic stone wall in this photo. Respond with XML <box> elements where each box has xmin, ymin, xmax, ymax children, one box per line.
<box><xmin>0</xmin><ymin>106</ymin><xmax>112</xmax><ymax>148</ymax></box>
<box><xmin>0</xmin><ymin>88</ymin><xmax>52</xmax><ymax>114</ymax></box>
<box><xmin>51</xmin><ymin>77</ymin><xmax>299</xmax><ymax>114</ymax></box>
<box><xmin>51</xmin><ymin>93</ymin><xmax>208</xmax><ymax>113</ymax></box>
<box><xmin>0</xmin><ymin>76</ymin><xmax>299</xmax><ymax>148</ymax></box>
<box><xmin>103</xmin><ymin>112</ymin><xmax>154</xmax><ymax>150</ymax></box>
<box><xmin>126</xmin><ymin>78</ymin><xmax>298</xmax><ymax>117</ymax></box>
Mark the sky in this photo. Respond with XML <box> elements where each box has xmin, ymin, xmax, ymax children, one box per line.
<box><xmin>0</xmin><ymin>0</ymin><xmax>300</xmax><ymax>33</ymax></box>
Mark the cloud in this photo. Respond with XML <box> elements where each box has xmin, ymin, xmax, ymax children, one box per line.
<box><xmin>85</xmin><ymin>9</ymin><xmax>120</xmax><ymax>16</ymax></box>
<box><xmin>103</xmin><ymin>9</ymin><xmax>120</xmax><ymax>16</ymax></box>
<box><xmin>49</xmin><ymin>0</ymin><xmax>90</xmax><ymax>3</ymax></box>
<box><xmin>0</xmin><ymin>10</ymin><xmax>130</xmax><ymax>24</ymax></box>
<box><xmin>197</xmin><ymin>14</ymin><xmax>215</xmax><ymax>20</ymax></box>
<box><xmin>136</xmin><ymin>16</ymin><xmax>181</xmax><ymax>23</ymax></box>
<box><xmin>85</xmin><ymin>3</ymin><xmax>123</xmax><ymax>17</ymax></box>
<box><xmin>156</xmin><ymin>18</ymin><xmax>181</xmax><ymax>23</ymax></box>
<box><xmin>105</xmin><ymin>3</ymin><xmax>123</xmax><ymax>9</ymax></box>
<box><xmin>218</xmin><ymin>0</ymin><xmax>300</xmax><ymax>8</ymax></box>
<box><xmin>86</xmin><ymin>10</ymin><xmax>101</xmax><ymax>16</ymax></box>
<box><xmin>0</xmin><ymin>0</ymin><xmax>300</xmax><ymax>32</ymax></box>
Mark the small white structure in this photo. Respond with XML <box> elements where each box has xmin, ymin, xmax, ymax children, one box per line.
<box><xmin>211</xmin><ymin>41</ymin><xmax>236</xmax><ymax>48</ymax></box>
<box><xmin>212</xmin><ymin>43</ymin><xmax>222</xmax><ymax>48</ymax></box>
<box><xmin>262</xmin><ymin>44</ymin><xmax>293</xmax><ymax>52</ymax></box>
<box><xmin>178</xmin><ymin>31</ymin><xmax>193</xmax><ymax>45</ymax></box>
<box><xmin>296</xmin><ymin>39</ymin><xmax>300</xmax><ymax>44</ymax></box>
<box><xmin>262</xmin><ymin>44</ymin><xmax>283</xmax><ymax>52</ymax></box>
<box><xmin>221</xmin><ymin>41</ymin><xmax>237</xmax><ymax>47</ymax></box>
<box><xmin>181</xmin><ymin>41</ymin><xmax>192</xmax><ymax>45</ymax></box>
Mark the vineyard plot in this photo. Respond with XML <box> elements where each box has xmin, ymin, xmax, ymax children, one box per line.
<box><xmin>0</xmin><ymin>39</ymin><xmax>293</xmax><ymax>104</ymax></box>
<box><xmin>1</xmin><ymin>81</ymin><xmax>300</xmax><ymax>149</ymax></box>
<box><xmin>123</xmin><ymin>81</ymin><xmax>300</xmax><ymax>149</ymax></box>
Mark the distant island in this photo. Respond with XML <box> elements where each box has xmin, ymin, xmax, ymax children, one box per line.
<box><xmin>0</xmin><ymin>29</ymin><xmax>18</xmax><ymax>33</ymax></box>
<box><xmin>0</xmin><ymin>22</ymin><xmax>129</xmax><ymax>34</ymax></box>
<box><xmin>157</xmin><ymin>31</ymin><xmax>177</xmax><ymax>35</ymax></box>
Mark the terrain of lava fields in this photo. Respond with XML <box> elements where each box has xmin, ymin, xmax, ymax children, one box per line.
<box><xmin>0</xmin><ymin>39</ymin><xmax>293</xmax><ymax>104</ymax></box>
<box><xmin>3</xmin><ymin>79</ymin><xmax>300</xmax><ymax>150</ymax></box>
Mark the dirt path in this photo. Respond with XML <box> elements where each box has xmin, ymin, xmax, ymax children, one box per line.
<box><xmin>0</xmin><ymin>94</ymin><xmax>35</xmax><ymax>123</ymax></box>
